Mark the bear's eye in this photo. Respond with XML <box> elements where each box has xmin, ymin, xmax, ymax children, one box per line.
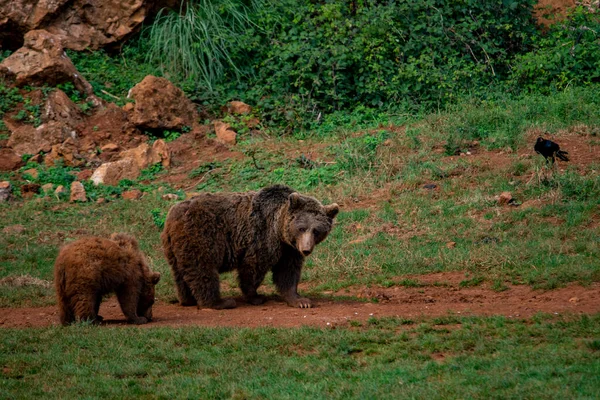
<box><xmin>298</xmin><ymin>227</ymin><xmax>307</xmax><ymax>233</ymax></box>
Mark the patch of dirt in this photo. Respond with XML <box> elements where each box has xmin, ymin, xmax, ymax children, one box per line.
<box><xmin>1</xmin><ymin>281</ymin><xmax>598</xmax><ymax>329</ymax></box>
<box><xmin>159</xmin><ymin>129</ymin><xmax>244</xmax><ymax>189</ymax></box>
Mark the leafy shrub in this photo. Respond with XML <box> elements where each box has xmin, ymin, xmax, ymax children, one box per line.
<box><xmin>509</xmin><ymin>7</ymin><xmax>600</xmax><ymax>93</ymax></box>
<box><xmin>151</xmin><ymin>209</ymin><xmax>166</xmax><ymax>229</ymax></box>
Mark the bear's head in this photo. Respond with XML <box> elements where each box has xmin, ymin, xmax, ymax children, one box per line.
<box><xmin>137</xmin><ymin>269</ymin><xmax>161</xmax><ymax>321</ymax></box>
<box><xmin>284</xmin><ymin>192</ymin><xmax>339</xmax><ymax>257</ymax></box>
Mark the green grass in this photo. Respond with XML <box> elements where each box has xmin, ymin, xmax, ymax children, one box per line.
<box><xmin>1</xmin><ymin>315</ymin><xmax>599</xmax><ymax>399</ymax></box>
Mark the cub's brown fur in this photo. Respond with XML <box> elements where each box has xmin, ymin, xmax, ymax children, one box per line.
<box><xmin>54</xmin><ymin>233</ymin><xmax>161</xmax><ymax>325</ymax></box>
<box><xmin>161</xmin><ymin>184</ymin><xmax>339</xmax><ymax>309</ymax></box>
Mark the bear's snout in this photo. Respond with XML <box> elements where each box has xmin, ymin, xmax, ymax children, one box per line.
<box><xmin>297</xmin><ymin>233</ymin><xmax>315</xmax><ymax>257</ymax></box>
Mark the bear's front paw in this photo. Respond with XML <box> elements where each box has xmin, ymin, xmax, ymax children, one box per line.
<box><xmin>128</xmin><ymin>316</ymin><xmax>148</xmax><ymax>325</ymax></box>
<box><xmin>211</xmin><ymin>298</ymin><xmax>237</xmax><ymax>310</ymax></box>
<box><xmin>288</xmin><ymin>297</ymin><xmax>312</xmax><ymax>308</ymax></box>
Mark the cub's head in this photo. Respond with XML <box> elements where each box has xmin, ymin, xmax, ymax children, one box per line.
<box><xmin>284</xmin><ymin>192</ymin><xmax>339</xmax><ymax>257</ymax></box>
<box><xmin>137</xmin><ymin>269</ymin><xmax>161</xmax><ymax>321</ymax></box>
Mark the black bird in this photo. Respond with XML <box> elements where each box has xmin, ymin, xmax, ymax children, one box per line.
<box><xmin>534</xmin><ymin>137</ymin><xmax>569</xmax><ymax>163</ymax></box>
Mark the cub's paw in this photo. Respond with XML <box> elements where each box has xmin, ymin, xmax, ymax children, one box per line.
<box><xmin>129</xmin><ymin>317</ymin><xmax>148</xmax><ymax>325</ymax></box>
<box><xmin>212</xmin><ymin>299</ymin><xmax>237</xmax><ymax>310</ymax></box>
<box><xmin>245</xmin><ymin>295</ymin><xmax>267</xmax><ymax>305</ymax></box>
<box><xmin>288</xmin><ymin>297</ymin><xmax>313</xmax><ymax>309</ymax></box>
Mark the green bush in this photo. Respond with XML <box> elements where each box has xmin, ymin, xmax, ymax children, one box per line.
<box><xmin>221</xmin><ymin>0</ymin><xmax>537</xmax><ymax>124</ymax></box>
<box><xmin>509</xmin><ymin>7</ymin><xmax>600</xmax><ymax>93</ymax></box>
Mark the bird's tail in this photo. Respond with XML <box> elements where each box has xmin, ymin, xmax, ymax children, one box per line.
<box><xmin>556</xmin><ymin>150</ymin><xmax>569</xmax><ymax>162</ymax></box>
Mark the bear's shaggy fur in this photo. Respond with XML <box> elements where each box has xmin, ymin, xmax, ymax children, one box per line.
<box><xmin>161</xmin><ymin>185</ymin><xmax>339</xmax><ymax>309</ymax></box>
<box><xmin>54</xmin><ymin>233</ymin><xmax>161</xmax><ymax>325</ymax></box>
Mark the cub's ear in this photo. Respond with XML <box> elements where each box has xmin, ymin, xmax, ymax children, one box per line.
<box><xmin>110</xmin><ymin>233</ymin><xmax>139</xmax><ymax>250</ymax></box>
<box><xmin>150</xmin><ymin>272</ymin><xmax>161</xmax><ymax>285</ymax></box>
<box><xmin>324</xmin><ymin>203</ymin><xmax>339</xmax><ymax>219</ymax></box>
<box><xmin>288</xmin><ymin>192</ymin><xmax>303</xmax><ymax>210</ymax></box>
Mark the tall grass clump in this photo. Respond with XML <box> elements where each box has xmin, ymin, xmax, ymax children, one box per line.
<box><xmin>146</xmin><ymin>0</ymin><xmax>263</xmax><ymax>90</ymax></box>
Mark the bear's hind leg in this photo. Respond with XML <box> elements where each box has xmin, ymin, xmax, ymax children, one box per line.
<box><xmin>184</xmin><ymin>269</ymin><xmax>236</xmax><ymax>310</ymax></box>
<box><xmin>173</xmin><ymin>267</ymin><xmax>197</xmax><ymax>307</ymax></box>
<box><xmin>238</xmin><ymin>269</ymin><xmax>268</xmax><ymax>305</ymax></box>
<box><xmin>72</xmin><ymin>293</ymin><xmax>101</xmax><ymax>323</ymax></box>
<box><xmin>58</xmin><ymin>297</ymin><xmax>75</xmax><ymax>325</ymax></box>
<box><xmin>116</xmin><ymin>285</ymin><xmax>148</xmax><ymax>324</ymax></box>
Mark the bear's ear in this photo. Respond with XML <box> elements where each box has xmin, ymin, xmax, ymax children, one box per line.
<box><xmin>288</xmin><ymin>192</ymin><xmax>304</xmax><ymax>210</ymax></box>
<box><xmin>150</xmin><ymin>271</ymin><xmax>161</xmax><ymax>285</ymax></box>
<box><xmin>324</xmin><ymin>203</ymin><xmax>339</xmax><ymax>219</ymax></box>
<box><xmin>111</xmin><ymin>233</ymin><xmax>139</xmax><ymax>250</ymax></box>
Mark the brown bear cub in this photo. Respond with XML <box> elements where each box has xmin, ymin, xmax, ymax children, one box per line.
<box><xmin>54</xmin><ymin>233</ymin><xmax>161</xmax><ymax>325</ymax></box>
<box><xmin>161</xmin><ymin>184</ymin><xmax>339</xmax><ymax>309</ymax></box>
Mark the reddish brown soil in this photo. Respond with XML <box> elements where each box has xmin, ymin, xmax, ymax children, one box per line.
<box><xmin>1</xmin><ymin>279</ymin><xmax>598</xmax><ymax>329</ymax></box>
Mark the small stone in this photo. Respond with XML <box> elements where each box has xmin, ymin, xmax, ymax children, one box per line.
<box><xmin>28</xmin><ymin>154</ymin><xmax>43</xmax><ymax>164</ymax></box>
<box><xmin>23</xmin><ymin>168</ymin><xmax>39</xmax><ymax>179</ymax></box>
<box><xmin>69</xmin><ymin>181</ymin><xmax>87</xmax><ymax>202</ymax></box>
<box><xmin>21</xmin><ymin>183</ymin><xmax>41</xmax><ymax>199</ymax></box>
<box><xmin>96</xmin><ymin>197</ymin><xmax>106</xmax><ymax>204</ymax></box>
<box><xmin>101</xmin><ymin>143</ymin><xmax>120</xmax><ymax>152</ymax></box>
<box><xmin>162</xmin><ymin>193</ymin><xmax>179</xmax><ymax>201</ymax></box>
<box><xmin>122</xmin><ymin>189</ymin><xmax>142</xmax><ymax>200</ymax></box>
<box><xmin>41</xmin><ymin>183</ymin><xmax>54</xmax><ymax>193</ymax></box>
<box><xmin>213</xmin><ymin>120</ymin><xmax>237</xmax><ymax>146</ymax></box>
<box><xmin>185</xmin><ymin>192</ymin><xmax>201</xmax><ymax>199</ymax></box>
<box><xmin>383</xmin><ymin>139</ymin><xmax>392</xmax><ymax>146</ymax></box>
<box><xmin>423</xmin><ymin>183</ymin><xmax>437</xmax><ymax>190</ymax></box>
<box><xmin>569</xmin><ymin>297</ymin><xmax>579</xmax><ymax>304</ymax></box>
<box><xmin>54</xmin><ymin>185</ymin><xmax>66</xmax><ymax>197</ymax></box>
<box><xmin>76</xmin><ymin>169</ymin><xmax>93</xmax><ymax>181</ymax></box>
<box><xmin>0</xmin><ymin>181</ymin><xmax>12</xmax><ymax>202</ymax></box>
<box><xmin>446</xmin><ymin>241</ymin><xmax>456</xmax><ymax>249</ymax></box>
<box><xmin>227</xmin><ymin>101</ymin><xmax>252</xmax><ymax>115</ymax></box>
<box><xmin>498</xmin><ymin>191</ymin><xmax>513</xmax><ymax>206</ymax></box>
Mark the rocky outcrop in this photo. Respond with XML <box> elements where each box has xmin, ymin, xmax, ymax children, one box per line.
<box><xmin>0</xmin><ymin>0</ymin><xmax>181</xmax><ymax>51</ymax></box>
<box><xmin>0</xmin><ymin>30</ymin><xmax>93</xmax><ymax>94</ymax></box>
<box><xmin>126</xmin><ymin>75</ymin><xmax>198</xmax><ymax>130</ymax></box>
<box><xmin>44</xmin><ymin>138</ymin><xmax>86</xmax><ymax>167</ymax></box>
<box><xmin>41</xmin><ymin>89</ymin><xmax>84</xmax><ymax>126</ymax></box>
<box><xmin>7</xmin><ymin>121</ymin><xmax>76</xmax><ymax>157</ymax></box>
<box><xmin>119</xmin><ymin>139</ymin><xmax>170</xmax><ymax>170</ymax></box>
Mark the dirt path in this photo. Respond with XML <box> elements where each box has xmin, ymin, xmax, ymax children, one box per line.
<box><xmin>1</xmin><ymin>282</ymin><xmax>599</xmax><ymax>328</ymax></box>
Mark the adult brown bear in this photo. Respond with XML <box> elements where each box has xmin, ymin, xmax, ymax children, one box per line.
<box><xmin>54</xmin><ymin>233</ymin><xmax>161</xmax><ymax>325</ymax></box>
<box><xmin>161</xmin><ymin>185</ymin><xmax>339</xmax><ymax>309</ymax></box>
